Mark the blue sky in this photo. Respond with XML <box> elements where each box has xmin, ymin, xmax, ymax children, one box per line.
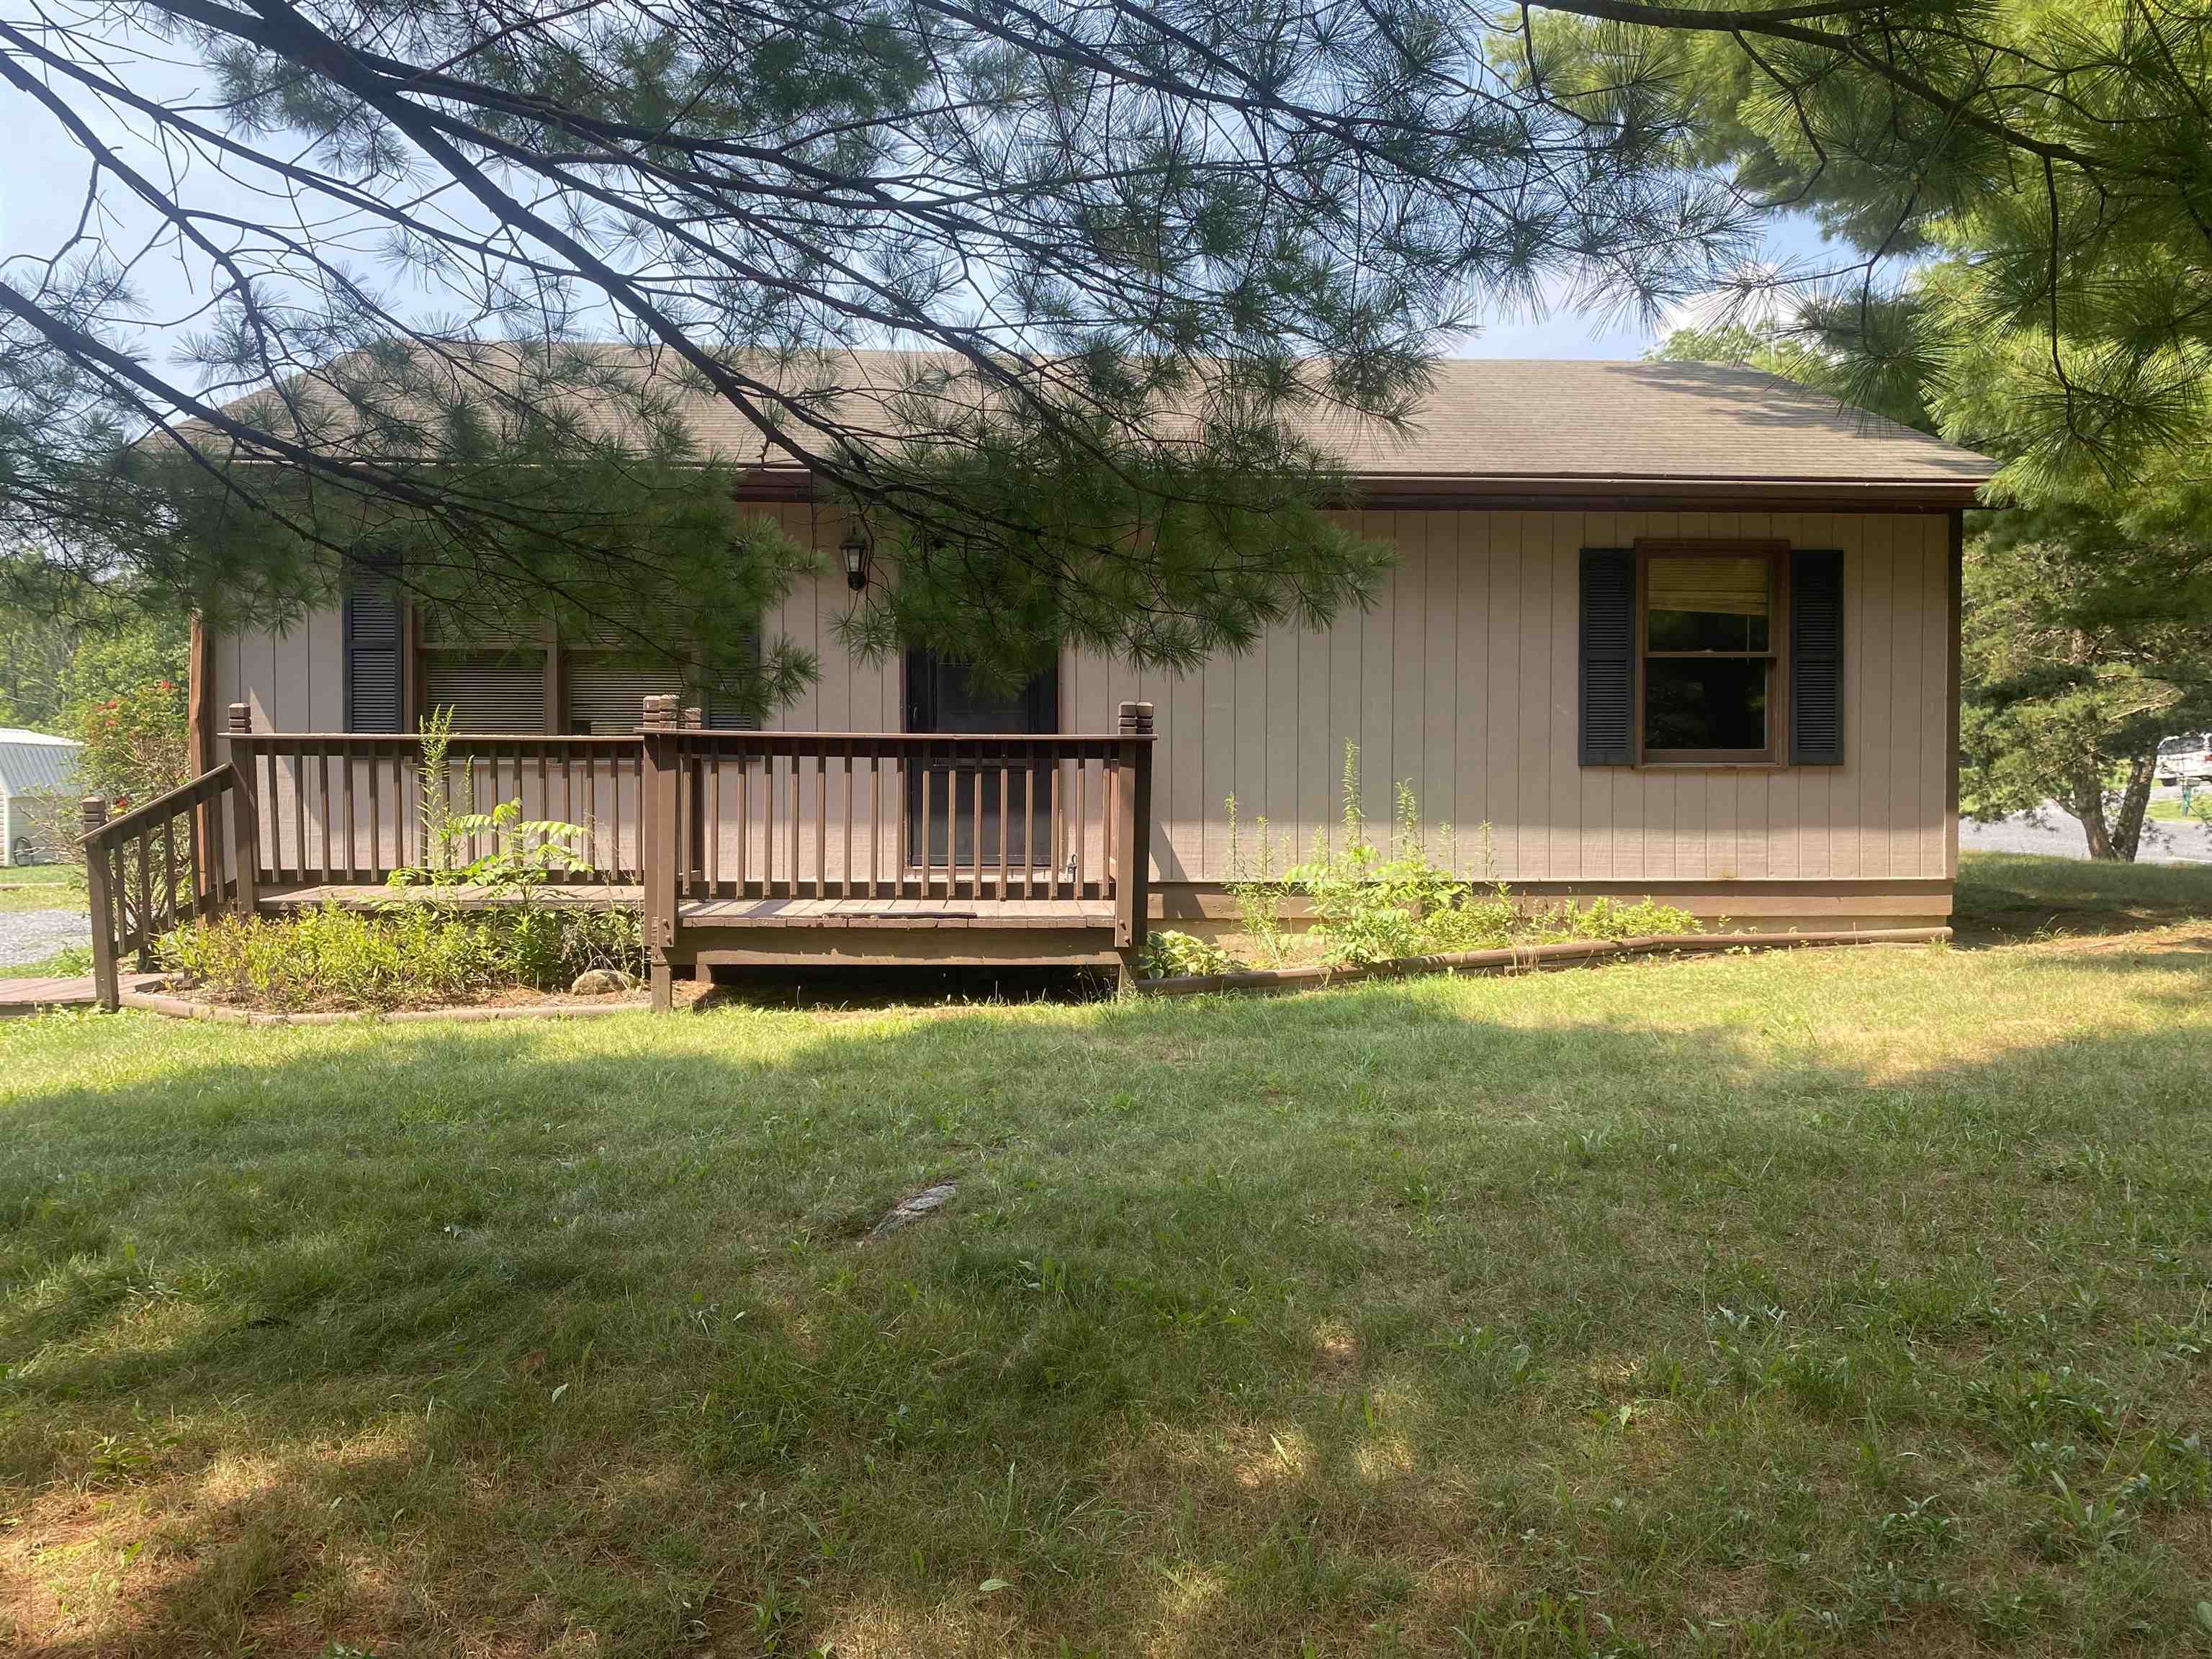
<box><xmin>1</xmin><ymin>42</ymin><xmax>1837</xmax><ymax>377</ymax></box>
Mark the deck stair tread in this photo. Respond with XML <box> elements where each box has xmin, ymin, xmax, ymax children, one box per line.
<box><xmin>678</xmin><ymin>896</ymin><xmax>1113</xmax><ymax>928</ymax></box>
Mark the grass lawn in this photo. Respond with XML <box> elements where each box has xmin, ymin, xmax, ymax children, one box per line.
<box><xmin>0</xmin><ymin>863</ymin><xmax>86</xmax><ymax>916</ymax></box>
<box><xmin>8</xmin><ymin>853</ymin><xmax>2212</xmax><ymax>1656</ymax></box>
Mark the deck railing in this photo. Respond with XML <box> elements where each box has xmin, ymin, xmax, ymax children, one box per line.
<box><xmin>639</xmin><ymin>696</ymin><xmax>1154</xmax><ymax>963</ymax></box>
<box><xmin>77</xmin><ymin>698</ymin><xmax>1155</xmax><ymax>1010</ymax></box>
<box><xmin>223</xmin><ymin>706</ymin><xmax>647</xmax><ymax>884</ymax></box>
<box><xmin>78</xmin><ymin>764</ymin><xmax>251</xmax><ymax>1010</ymax></box>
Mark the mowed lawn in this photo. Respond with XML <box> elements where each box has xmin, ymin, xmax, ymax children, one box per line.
<box><xmin>0</xmin><ymin>864</ymin><xmax>86</xmax><ymax>914</ymax></box>
<box><xmin>7</xmin><ymin>858</ymin><xmax>2212</xmax><ymax>1657</ymax></box>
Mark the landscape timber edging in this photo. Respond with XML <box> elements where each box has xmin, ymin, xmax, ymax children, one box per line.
<box><xmin>118</xmin><ymin>989</ymin><xmax>650</xmax><ymax>1025</ymax></box>
<box><xmin>1133</xmin><ymin>926</ymin><xmax>1953</xmax><ymax>998</ymax></box>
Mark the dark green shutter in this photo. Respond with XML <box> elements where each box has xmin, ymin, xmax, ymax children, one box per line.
<box><xmin>343</xmin><ymin>566</ymin><xmax>403</xmax><ymax>732</ymax></box>
<box><xmin>1578</xmin><ymin>549</ymin><xmax>1635</xmax><ymax>765</ymax></box>
<box><xmin>1789</xmin><ymin>549</ymin><xmax>1844</xmax><ymax>765</ymax></box>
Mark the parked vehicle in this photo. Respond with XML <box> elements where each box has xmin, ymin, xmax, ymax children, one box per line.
<box><xmin>2156</xmin><ymin>734</ymin><xmax>2212</xmax><ymax>785</ymax></box>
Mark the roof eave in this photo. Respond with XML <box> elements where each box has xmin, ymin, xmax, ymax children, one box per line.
<box><xmin>730</xmin><ymin>466</ymin><xmax>1995</xmax><ymax>512</ymax></box>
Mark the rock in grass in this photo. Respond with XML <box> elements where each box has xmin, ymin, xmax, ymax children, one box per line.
<box><xmin>570</xmin><ymin>968</ymin><xmax>638</xmax><ymax>996</ymax></box>
<box><xmin>869</xmin><ymin>1182</ymin><xmax>957</xmax><ymax>1239</ymax></box>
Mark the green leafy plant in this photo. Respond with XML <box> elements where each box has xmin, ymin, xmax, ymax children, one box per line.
<box><xmin>1288</xmin><ymin>746</ymin><xmax>1469</xmax><ymax>966</ymax></box>
<box><xmin>1223</xmin><ymin>794</ymin><xmax>1293</xmax><ymax>966</ymax></box>
<box><xmin>68</xmin><ymin>674</ymin><xmax>191</xmax><ymax>814</ymax></box>
<box><xmin>1271</xmin><ymin>745</ymin><xmax>1697</xmax><ymax>967</ymax></box>
<box><xmin>158</xmin><ymin>902</ymin><xmax>643</xmax><ymax>1011</ymax></box>
<box><xmin>390</xmin><ymin>708</ymin><xmax>590</xmax><ymax>894</ymax></box>
<box><xmin>1138</xmin><ymin>929</ymin><xmax>1246</xmax><ymax>979</ymax></box>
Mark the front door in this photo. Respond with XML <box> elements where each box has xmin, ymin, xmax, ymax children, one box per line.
<box><xmin>904</xmin><ymin>649</ymin><xmax>1058</xmax><ymax>870</ymax></box>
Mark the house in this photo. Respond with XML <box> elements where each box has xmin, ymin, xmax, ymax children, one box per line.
<box><xmin>157</xmin><ymin>354</ymin><xmax>1994</xmax><ymax>1002</ymax></box>
<box><xmin>0</xmin><ymin>729</ymin><xmax>81</xmax><ymax>864</ymax></box>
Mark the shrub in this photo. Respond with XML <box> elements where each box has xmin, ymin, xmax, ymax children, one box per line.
<box><xmin>1138</xmin><ymin>930</ymin><xmax>1245</xmax><ymax>979</ymax></box>
<box><xmin>1272</xmin><ymin>745</ymin><xmax>1698</xmax><ymax>966</ymax></box>
<box><xmin>71</xmin><ymin>675</ymin><xmax>192</xmax><ymax>813</ymax></box>
<box><xmin>1223</xmin><ymin>794</ymin><xmax>1294</xmax><ymax>966</ymax></box>
<box><xmin>159</xmin><ymin>901</ymin><xmax>643</xmax><ymax>1011</ymax></box>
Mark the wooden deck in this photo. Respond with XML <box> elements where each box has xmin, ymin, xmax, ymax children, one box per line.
<box><xmin>678</xmin><ymin>896</ymin><xmax>1115</xmax><ymax>928</ymax></box>
<box><xmin>81</xmin><ymin>704</ymin><xmax>1157</xmax><ymax>1010</ymax></box>
<box><xmin>260</xmin><ymin>885</ymin><xmax>1113</xmax><ymax>930</ymax></box>
<box><xmin>261</xmin><ymin>882</ymin><xmax>642</xmax><ymax>909</ymax></box>
<box><xmin>0</xmin><ymin>971</ymin><xmax>165</xmax><ymax>1015</ymax></box>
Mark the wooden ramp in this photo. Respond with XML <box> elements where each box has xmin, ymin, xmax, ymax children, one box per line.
<box><xmin>0</xmin><ymin>971</ymin><xmax>165</xmax><ymax>1015</ymax></box>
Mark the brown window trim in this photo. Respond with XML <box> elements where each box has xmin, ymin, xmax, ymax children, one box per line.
<box><xmin>1634</xmin><ymin>539</ymin><xmax>1790</xmax><ymax>769</ymax></box>
<box><xmin>408</xmin><ymin>610</ymin><xmax>778</xmax><ymax>734</ymax></box>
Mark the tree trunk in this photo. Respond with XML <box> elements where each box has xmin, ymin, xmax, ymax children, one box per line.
<box><xmin>2067</xmin><ymin>752</ymin><xmax>2157</xmax><ymax>861</ymax></box>
<box><xmin>2110</xmin><ymin>751</ymin><xmax>2158</xmax><ymax>861</ymax></box>
<box><xmin>2068</xmin><ymin>763</ymin><xmax>2118</xmax><ymax>860</ymax></box>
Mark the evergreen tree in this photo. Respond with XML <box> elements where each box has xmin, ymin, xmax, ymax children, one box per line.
<box><xmin>1532</xmin><ymin>0</ymin><xmax>2212</xmax><ymax>531</ymax></box>
<box><xmin>1655</xmin><ymin>316</ymin><xmax>2212</xmax><ymax>860</ymax></box>
<box><xmin>6</xmin><ymin>0</ymin><xmax>2208</xmax><ymax>701</ymax></box>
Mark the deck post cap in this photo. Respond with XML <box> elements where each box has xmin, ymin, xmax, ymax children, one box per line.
<box><xmin>226</xmin><ymin>702</ymin><xmax>253</xmax><ymax>732</ymax></box>
<box><xmin>640</xmin><ymin>694</ymin><xmax>676</xmax><ymax>729</ymax></box>
<box><xmin>682</xmin><ymin>705</ymin><xmax>703</xmax><ymax>729</ymax></box>
<box><xmin>1117</xmin><ymin>701</ymin><xmax>1155</xmax><ymax>734</ymax></box>
<box><xmin>80</xmin><ymin>795</ymin><xmax>109</xmax><ymax>828</ymax></box>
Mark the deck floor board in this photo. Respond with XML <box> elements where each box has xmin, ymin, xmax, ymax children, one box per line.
<box><xmin>256</xmin><ymin>882</ymin><xmax>1114</xmax><ymax>932</ymax></box>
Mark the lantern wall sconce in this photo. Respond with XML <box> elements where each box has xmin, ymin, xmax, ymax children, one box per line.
<box><xmin>840</xmin><ymin>524</ymin><xmax>871</xmax><ymax>592</ymax></box>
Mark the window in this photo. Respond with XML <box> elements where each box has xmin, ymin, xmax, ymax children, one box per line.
<box><xmin>421</xmin><ymin>649</ymin><xmax>549</xmax><ymax>732</ymax></box>
<box><xmin>375</xmin><ymin>609</ymin><xmax>763</xmax><ymax>734</ymax></box>
<box><xmin>1640</xmin><ymin>550</ymin><xmax>1780</xmax><ymax>763</ymax></box>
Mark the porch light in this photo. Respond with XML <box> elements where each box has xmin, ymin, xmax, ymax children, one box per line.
<box><xmin>840</xmin><ymin>524</ymin><xmax>871</xmax><ymax>591</ymax></box>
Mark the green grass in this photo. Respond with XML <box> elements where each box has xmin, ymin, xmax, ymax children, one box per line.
<box><xmin>8</xmin><ymin>857</ymin><xmax>2212</xmax><ymax>1655</ymax></box>
<box><xmin>0</xmin><ymin>945</ymin><xmax>94</xmax><ymax>980</ymax></box>
<box><xmin>1954</xmin><ymin>849</ymin><xmax>2212</xmax><ymax>942</ymax></box>
<box><xmin>0</xmin><ymin>863</ymin><xmax>86</xmax><ymax>916</ymax></box>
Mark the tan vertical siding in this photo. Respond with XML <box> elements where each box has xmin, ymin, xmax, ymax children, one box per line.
<box><xmin>207</xmin><ymin>505</ymin><xmax>1953</xmax><ymax>891</ymax></box>
<box><xmin>1108</xmin><ymin>505</ymin><xmax>1952</xmax><ymax>886</ymax></box>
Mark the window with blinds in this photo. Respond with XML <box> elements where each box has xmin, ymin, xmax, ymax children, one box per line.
<box><xmin>565</xmin><ymin>657</ymin><xmax>685</xmax><ymax>734</ymax></box>
<box><xmin>422</xmin><ymin>655</ymin><xmax>548</xmax><ymax>732</ymax></box>
<box><xmin>1642</xmin><ymin>552</ymin><xmax>1776</xmax><ymax>759</ymax></box>
<box><xmin>704</xmin><ymin>627</ymin><xmax>765</xmax><ymax>729</ymax></box>
<box><xmin>343</xmin><ymin>601</ymin><xmax>764</xmax><ymax>735</ymax></box>
<box><xmin>1577</xmin><ymin>544</ymin><xmax>1845</xmax><ymax>768</ymax></box>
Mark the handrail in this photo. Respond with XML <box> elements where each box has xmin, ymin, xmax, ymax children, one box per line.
<box><xmin>211</xmin><ymin>699</ymin><xmax>1156</xmax><ymax>1012</ymax></box>
<box><xmin>225</xmin><ymin>714</ymin><xmax>647</xmax><ymax>884</ymax></box>
<box><xmin>78</xmin><ymin>765</ymin><xmax>244</xmax><ymax>1012</ymax></box>
<box><xmin>80</xmin><ymin>765</ymin><xmax>235</xmax><ymax>842</ymax></box>
<box><xmin>639</xmin><ymin>696</ymin><xmax>1156</xmax><ymax>1006</ymax></box>
<box><xmin>227</xmin><ymin>731</ymin><xmax>642</xmax><ymax>747</ymax></box>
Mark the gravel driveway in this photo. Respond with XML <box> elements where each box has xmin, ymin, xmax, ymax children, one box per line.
<box><xmin>0</xmin><ymin>909</ymin><xmax>94</xmax><ymax>969</ymax></box>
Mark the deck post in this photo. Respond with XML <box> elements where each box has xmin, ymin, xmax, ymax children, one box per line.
<box><xmin>81</xmin><ymin>796</ymin><xmax>120</xmax><ymax>1012</ymax></box>
<box><xmin>1113</xmin><ymin>701</ymin><xmax>1155</xmax><ymax>986</ymax></box>
<box><xmin>641</xmin><ymin>695</ymin><xmax>680</xmax><ymax>1011</ymax></box>
<box><xmin>225</xmin><ymin>703</ymin><xmax>260</xmax><ymax>917</ymax></box>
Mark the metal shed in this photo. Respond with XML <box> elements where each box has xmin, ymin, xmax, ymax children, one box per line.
<box><xmin>0</xmin><ymin>730</ymin><xmax>82</xmax><ymax>864</ymax></box>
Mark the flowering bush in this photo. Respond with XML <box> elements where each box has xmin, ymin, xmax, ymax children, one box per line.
<box><xmin>71</xmin><ymin>676</ymin><xmax>191</xmax><ymax>812</ymax></box>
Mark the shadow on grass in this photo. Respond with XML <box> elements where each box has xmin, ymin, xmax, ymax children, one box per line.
<box><xmin>6</xmin><ymin>959</ymin><xmax>2212</xmax><ymax>1655</ymax></box>
<box><xmin>1954</xmin><ymin>850</ymin><xmax>2212</xmax><ymax>947</ymax></box>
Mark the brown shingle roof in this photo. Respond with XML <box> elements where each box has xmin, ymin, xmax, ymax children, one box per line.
<box><xmin>1312</xmin><ymin>358</ymin><xmax>1993</xmax><ymax>491</ymax></box>
<box><xmin>185</xmin><ymin>345</ymin><xmax>1996</xmax><ymax>504</ymax></box>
